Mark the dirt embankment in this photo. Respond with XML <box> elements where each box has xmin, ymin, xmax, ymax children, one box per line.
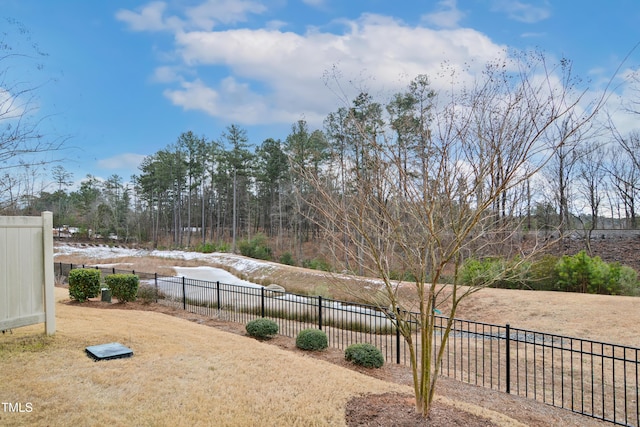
<box><xmin>550</xmin><ymin>233</ymin><xmax>640</xmax><ymax>272</ymax></box>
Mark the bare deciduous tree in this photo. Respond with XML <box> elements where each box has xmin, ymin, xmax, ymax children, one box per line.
<box><xmin>295</xmin><ymin>52</ymin><xmax>602</xmax><ymax>417</ymax></box>
<box><xmin>0</xmin><ymin>19</ymin><xmax>65</xmax><ymax>211</ymax></box>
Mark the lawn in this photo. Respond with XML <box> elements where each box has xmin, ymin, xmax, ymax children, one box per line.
<box><xmin>1</xmin><ymin>288</ymin><xmax>413</xmax><ymax>426</ymax></box>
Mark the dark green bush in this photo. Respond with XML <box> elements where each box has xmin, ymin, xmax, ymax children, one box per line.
<box><xmin>105</xmin><ymin>274</ymin><xmax>139</xmax><ymax>303</ymax></box>
<box><xmin>302</xmin><ymin>258</ymin><xmax>333</xmax><ymax>272</ymax></box>
<box><xmin>460</xmin><ymin>257</ymin><xmax>528</xmax><ymax>289</ymax></box>
<box><xmin>68</xmin><ymin>268</ymin><xmax>101</xmax><ymax>302</ymax></box>
<box><xmin>238</xmin><ymin>233</ymin><xmax>272</xmax><ymax>260</ymax></box>
<box><xmin>279</xmin><ymin>252</ymin><xmax>295</xmax><ymax>266</ymax></box>
<box><xmin>389</xmin><ymin>270</ymin><xmax>417</xmax><ymax>282</ymax></box>
<box><xmin>555</xmin><ymin>251</ymin><xmax>640</xmax><ymax>295</ymax></box>
<box><xmin>527</xmin><ymin>255</ymin><xmax>559</xmax><ymax>291</ymax></box>
<box><xmin>195</xmin><ymin>242</ymin><xmax>217</xmax><ymax>253</ymax></box>
<box><xmin>245</xmin><ymin>318</ymin><xmax>279</xmax><ymax>339</ymax></box>
<box><xmin>345</xmin><ymin>343</ymin><xmax>384</xmax><ymax>368</ymax></box>
<box><xmin>295</xmin><ymin>328</ymin><xmax>328</xmax><ymax>351</ymax></box>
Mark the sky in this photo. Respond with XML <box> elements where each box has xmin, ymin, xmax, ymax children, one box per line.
<box><xmin>2</xmin><ymin>0</ymin><xmax>640</xmax><ymax>188</ymax></box>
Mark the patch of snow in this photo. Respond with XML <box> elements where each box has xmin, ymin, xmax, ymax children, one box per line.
<box><xmin>173</xmin><ymin>266</ymin><xmax>262</xmax><ymax>289</ymax></box>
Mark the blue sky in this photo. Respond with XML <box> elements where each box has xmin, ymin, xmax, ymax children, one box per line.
<box><xmin>3</xmin><ymin>0</ymin><xmax>640</xmax><ymax>187</ymax></box>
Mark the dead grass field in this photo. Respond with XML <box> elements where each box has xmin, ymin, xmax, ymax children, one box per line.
<box><xmin>0</xmin><ymin>287</ymin><xmax>531</xmax><ymax>427</ymax></box>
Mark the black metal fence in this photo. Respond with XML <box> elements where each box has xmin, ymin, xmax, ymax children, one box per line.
<box><xmin>56</xmin><ymin>262</ymin><xmax>640</xmax><ymax>426</ymax></box>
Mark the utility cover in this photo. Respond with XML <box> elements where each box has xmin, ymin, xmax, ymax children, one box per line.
<box><xmin>85</xmin><ymin>342</ymin><xmax>133</xmax><ymax>361</ymax></box>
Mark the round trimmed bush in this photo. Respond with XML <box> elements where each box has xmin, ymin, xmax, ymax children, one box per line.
<box><xmin>105</xmin><ymin>274</ymin><xmax>139</xmax><ymax>303</ymax></box>
<box><xmin>345</xmin><ymin>343</ymin><xmax>384</xmax><ymax>368</ymax></box>
<box><xmin>295</xmin><ymin>328</ymin><xmax>328</xmax><ymax>351</ymax></box>
<box><xmin>246</xmin><ymin>318</ymin><xmax>279</xmax><ymax>339</ymax></box>
<box><xmin>68</xmin><ymin>268</ymin><xmax>101</xmax><ymax>302</ymax></box>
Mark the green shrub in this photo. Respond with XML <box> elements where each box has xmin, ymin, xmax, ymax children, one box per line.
<box><xmin>217</xmin><ymin>242</ymin><xmax>230</xmax><ymax>253</ymax></box>
<box><xmin>195</xmin><ymin>242</ymin><xmax>217</xmax><ymax>253</ymax></box>
<box><xmin>302</xmin><ymin>258</ymin><xmax>333</xmax><ymax>272</ymax></box>
<box><xmin>345</xmin><ymin>343</ymin><xmax>384</xmax><ymax>368</ymax></box>
<box><xmin>279</xmin><ymin>252</ymin><xmax>295</xmax><ymax>266</ymax></box>
<box><xmin>238</xmin><ymin>233</ymin><xmax>272</xmax><ymax>260</ymax></box>
<box><xmin>68</xmin><ymin>268</ymin><xmax>101</xmax><ymax>302</ymax></box>
<box><xmin>295</xmin><ymin>328</ymin><xmax>328</xmax><ymax>351</ymax></box>
<box><xmin>460</xmin><ymin>258</ymin><xmax>528</xmax><ymax>289</ymax></box>
<box><xmin>615</xmin><ymin>265</ymin><xmax>640</xmax><ymax>296</ymax></box>
<box><xmin>527</xmin><ymin>255</ymin><xmax>559</xmax><ymax>291</ymax></box>
<box><xmin>105</xmin><ymin>274</ymin><xmax>139</xmax><ymax>303</ymax></box>
<box><xmin>553</xmin><ymin>250</ymin><xmax>640</xmax><ymax>295</ymax></box>
<box><xmin>555</xmin><ymin>251</ymin><xmax>610</xmax><ymax>294</ymax></box>
<box><xmin>245</xmin><ymin>318</ymin><xmax>279</xmax><ymax>339</ymax></box>
<box><xmin>389</xmin><ymin>270</ymin><xmax>417</xmax><ymax>282</ymax></box>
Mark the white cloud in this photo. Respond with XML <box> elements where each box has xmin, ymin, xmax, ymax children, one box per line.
<box><xmin>119</xmin><ymin>2</ymin><xmax>512</xmax><ymax>127</ymax></box>
<box><xmin>422</xmin><ymin>0</ymin><xmax>465</xmax><ymax>29</ymax></box>
<box><xmin>0</xmin><ymin>87</ymin><xmax>26</xmax><ymax>119</ymax></box>
<box><xmin>115</xmin><ymin>1</ymin><xmax>176</xmax><ymax>31</ymax></box>
<box><xmin>117</xmin><ymin>0</ymin><xmax>266</xmax><ymax>32</ymax></box>
<box><xmin>185</xmin><ymin>0</ymin><xmax>267</xmax><ymax>30</ymax></box>
<box><xmin>97</xmin><ymin>153</ymin><xmax>147</xmax><ymax>170</ymax></box>
<box><xmin>491</xmin><ymin>0</ymin><xmax>551</xmax><ymax>24</ymax></box>
<box><xmin>163</xmin><ymin>13</ymin><xmax>507</xmax><ymax>126</ymax></box>
<box><xmin>151</xmin><ymin>65</ymin><xmax>184</xmax><ymax>83</ymax></box>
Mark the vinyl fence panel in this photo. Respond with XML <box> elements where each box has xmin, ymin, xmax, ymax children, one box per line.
<box><xmin>0</xmin><ymin>212</ymin><xmax>55</xmax><ymax>335</ymax></box>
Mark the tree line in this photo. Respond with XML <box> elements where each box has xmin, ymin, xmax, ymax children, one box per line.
<box><xmin>2</xmin><ymin>71</ymin><xmax>640</xmax><ymax>270</ymax></box>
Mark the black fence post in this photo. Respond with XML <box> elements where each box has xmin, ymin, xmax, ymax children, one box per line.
<box><xmin>182</xmin><ymin>276</ymin><xmax>186</xmax><ymax>310</ymax></box>
<box><xmin>396</xmin><ymin>317</ymin><xmax>401</xmax><ymax>365</ymax></box>
<box><xmin>396</xmin><ymin>307</ymin><xmax>400</xmax><ymax>365</ymax></box>
<box><xmin>216</xmin><ymin>281</ymin><xmax>221</xmax><ymax>310</ymax></box>
<box><xmin>154</xmin><ymin>273</ymin><xmax>158</xmax><ymax>303</ymax></box>
<box><xmin>505</xmin><ymin>323</ymin><xmax>511</xmax><ymax>394</ymax></box>
<box><xmin>261</xmin><ymin>287</ymin><xmax>265</xmax><ymax>318</ymax></box>
<box><xmin>318</xmin><ymin>296</ymin><xmax>323</xmax><ymax>330</ymax></box>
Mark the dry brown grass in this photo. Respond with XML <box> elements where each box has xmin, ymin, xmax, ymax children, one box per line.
<box><xmin>54</xmin><ymin>247</ymin><xmax>640</xmax><ymax>347</ymax></box>
<box><xmin>0</xmin><ymin>287</ymin><xmax>527</xmax><ymax>427</ymax></box>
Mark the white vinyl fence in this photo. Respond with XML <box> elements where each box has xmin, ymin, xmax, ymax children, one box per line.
<box><xmin>0</xmin><ymin>212</ymin><xmax>55</xmax><ymax>335</ymax></box>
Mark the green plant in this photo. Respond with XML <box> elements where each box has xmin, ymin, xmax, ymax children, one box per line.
<box><xmin>196</xmin><ymin>242</ymin><xmax>217</xmax><ymax>253</ymax></box>
<box><xmin>527</xmin><ymin>255</ymin><xmax>560</xmax><ymax>291</ymax></box>
<box><xmin>552</xmin><ymin>250</ymin><xmax>640</xmax><ymax>295</ymax></box>
<box><xmin>216</xmin><ymin>242</ymin><xmax>230</xmax><ymax>253</ymax></box>
<box><xmin>295</xmin><ymin>328</ymin><xmax>328</xmax><ymax>351</ymax></box>
<box><xmin>302</xmin><ymin>258</ymin><xmax>332</xmax><ymax>272</ymax></box>
<box><xmin>344</xmin><ymin>343</ymin><xmax>384</xmax><ymax>368</ymax></box>
<box><xmin>238</xmin><ymin>233</ymin><xmax>272</xmax><ymax>260</ymax></box>
<box><xmin>105</xmin><ymin>274</ymin><xmax>139</xmax><ymax>303</ymax></box>
<box><xmin>68</xmin><ymin>268</ymin><xmax>101</xmax><ymax>302</ymax></box>
<box><xmin>460</xmin><ymin>257</ymin><xmax>530</xmax><ymax>289</ymax></box>
<box><xmin>389</xmin><ymin>270</ymin><xmax>417</xmax><ymax>282</ymax></box>
<box><xmin>555</xmin><ymin>251</ymin><xmax>607</xmax><ymax>294</ymax></box>
<box><xmin>279</xmin><ymin>252</ymin><xmax>295</xmax><ymax>266</ymax></box>
<box><xmin>245</xmin><ymin>318</ymin><xmax>279</xmax><ymax>339</ymax></box>
<box><xmin>615</xmin><ymin>265</ymin><xmax>640</xmax><ymax>296</ymax></box>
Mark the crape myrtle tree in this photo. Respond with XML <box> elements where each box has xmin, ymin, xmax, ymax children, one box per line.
<box><xmin>295</xmin><ymin>52</ymin><xmax>602</xmax><ymax>417</ymax></box>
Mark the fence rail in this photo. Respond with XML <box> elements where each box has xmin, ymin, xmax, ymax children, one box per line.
<box><xmin>56</xmin><ymin>262</ymin><xmax>640</xmax><ymax>426</ymax></box>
